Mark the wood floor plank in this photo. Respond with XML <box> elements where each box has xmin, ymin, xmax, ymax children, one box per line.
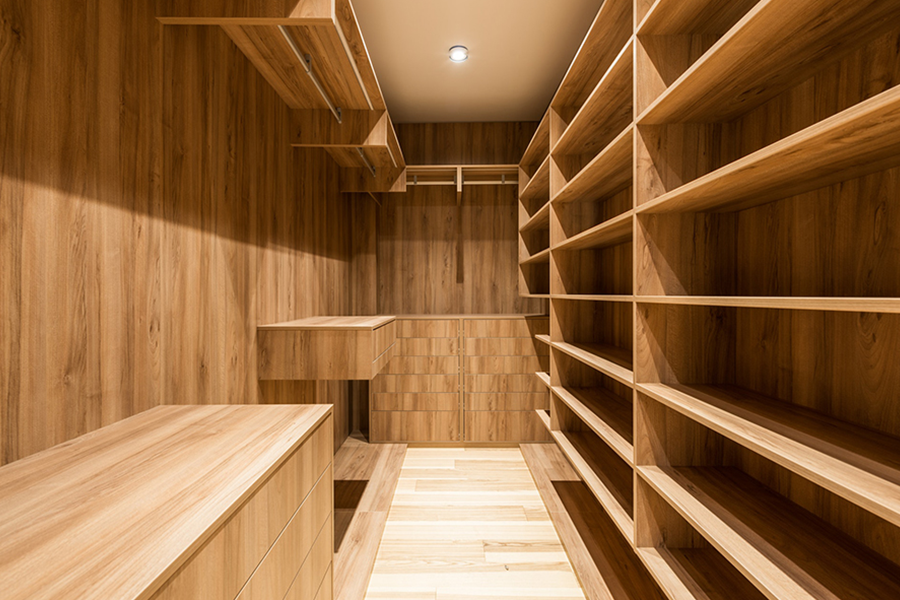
<box><xmin>365</xmin><ymin>448</ymin><xmax>586</xmax><ymax>599</ymax></box>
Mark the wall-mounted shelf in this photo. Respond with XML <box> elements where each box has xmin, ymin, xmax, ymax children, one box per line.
<box><xmin>405</xmin><ymin>165</ymin><xmax>519</xmax><ymax>187</ymax></box>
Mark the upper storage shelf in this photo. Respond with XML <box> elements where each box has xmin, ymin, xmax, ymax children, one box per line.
<box><xmin>159</xmin><ymin>0</ymin><xmax>407</xmax><ymax>183</ymax></box>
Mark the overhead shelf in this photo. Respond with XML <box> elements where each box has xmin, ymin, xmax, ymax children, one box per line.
<box><xmin>639</xmin><ymin>465</ymin><xmax>900</xmax><ymax>600</ymax></box>
<box><xmin>637</xmin><ymin>0</ymin><xmax>761</xmax><ymax>35</ymax></box>
<box><xmin>405</xmin><ymin>165</ymin><xmax>519</xmax><ymax>187</ymax></box>
<box><xmin>291</xmin><ymin>109</ymin><xmax>404</xmax><ymax>170</ymax></box>
<box><xmin>551</xmin><ymin>341</ymin><xmax>634</xmax><ymax>387</ymax></box>
<box><xmin>552</xmin><ymin>386</ymin><xmax>633</xmax><ymax>465</ymax></box>
<box><xmin>554</xmin><ymin>126</ymin><xmax>633</xmax><ymax>204</ymax></box>
<box><xmin>637</xmin><ymin>0</ymin><xmax>900</xmax><ymax>124</ymax></box>
<box><xmin>636</xmin><ymin>295</ymin><xmax>900</xmax><ymax>313</ymax></box>
<box><xmin>555</xmin><ymin>211</ymin><xmax>632</xmax><ymax>252</ymax></box>
<box><xmin>637</xmin><ymin>383</ymin><xmax>900</xmax><ymax>529</ymax></box>
<box><xmin>554</xmin><ymin>39</ymin><xmax>634</xmax><ymax>159</ymax></box>
<box><xmin>638</xmin><ymin>85</ymin><xmax>900</xmax><ymax>213</ymax></box>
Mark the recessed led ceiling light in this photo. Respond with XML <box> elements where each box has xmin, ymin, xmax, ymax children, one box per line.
<box><xmin>449</xmin><ymin>45</ymin><xmax>468</xmax><ymax>62</ymax></box>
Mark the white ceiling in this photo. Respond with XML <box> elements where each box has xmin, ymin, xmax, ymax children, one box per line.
<box><xmin>352</xmin><ymin>0</ymin><xmax>605</xmax><ymax>123</ymax></box>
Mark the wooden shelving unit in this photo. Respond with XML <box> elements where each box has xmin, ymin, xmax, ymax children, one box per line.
<box><xmin>519</xmin><ymin>0</ymin><xmax>900</xmax><ymax>598</ymax></box>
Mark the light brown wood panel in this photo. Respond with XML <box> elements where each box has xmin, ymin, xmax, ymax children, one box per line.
<box><xmin>371</xmin><ymin>411</ymin><xmax>460</xmax><ymax>442</ymax></box>
<box><xmin>281</xmin><ymin>517</ymin><xmax>334</xmax><ymax>600</ymax></box>
<box><xmin>371</xmin><ymin>374</ymin><xmax>458</xmax><ymax>394</ymax></box>
<box><xmin>465</xmin><ymin>374</ymin><xmax>546</xmax><ymax>393</ymax></box>
<box><xmin>395</xmin><ymin>319</ymin><xmax>459</xmax><ymax>338</ymax></box>
<box><xmin>396</xmin><ymin>338</ymin><xmax>459</xmax><ymax>356</ymax></box>
<box><xmin>0</xmin><ymin>3</ymin><xmax>369</xmax><ymax>463</ymax></box>
<box><xmin>464</xmin><ymin>355</ymin><xmax>549</xmax><ymax>374</ymax></box>
<box><xmin>373</xmin><ymin>393</ymin><xmax>459</xmax><ymax>412</ymax></box>
<box><xmin>396</xmin><ymin>122</ymin><xmax>537</xmax><ymax>165</ymax></box>
<box><xmin>464</xmin><ymin>411</ymin><xmax>552</xmax><ymax>443</ymax></box>
<box><xmin>464</xmin><ymin>337</ymin><xmax>547</xmax><ymax>356</ymax></box>
<box><xmin>380</xmin><ymin>356</ymin><xmax>459</xmax><ymax>375</ymax></box>
<box><xmin>464</xmin><ymin>318</ymin><xmax>550</xmax><ymax>338</ymax></box>
<box><xmin>465</xmin><ymin>393</ymin><xmax>550</xmax><ymax>411</ymax></box>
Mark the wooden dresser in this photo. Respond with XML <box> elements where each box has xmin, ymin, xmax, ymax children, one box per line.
<box><xmin>372</xmin><ymin>315</ymin><xmax>551</xmax><ymax>443</ymax></box>
<box><xmin>0</xmin><ymin>405</ymin><xmax>334</xmax><ymax>600</ymax></box>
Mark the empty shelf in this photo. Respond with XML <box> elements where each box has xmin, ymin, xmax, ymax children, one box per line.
<box><xmin>551</xmin><ymin>341</ymin><xmax>634</xmax><ymax>387</ymax></box>
<box><xmin>555</xmin><ymin>211</ymin><xmax>633</xmax><ymax>252</ymax></box>
<box><xmin>554</xmin><ymin>126</ymin><xmax>633</xmax><ymax>205</ymax></box>
<box><xmin>553</xmin><ymin>386</ymin><xmax>633</xmax><ymax>465</ymax></box>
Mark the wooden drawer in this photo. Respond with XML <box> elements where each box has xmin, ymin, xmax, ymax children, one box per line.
<box><xmin>372</xmin><ymin>374</ymin><xmax>458</xmax><ymax>393</ymax></box>
<box><xmin>464</xmin><ymin>411</ymin><xmax>552</xmax><ymax>442</ymax></box>
<box><xmin>236</xmin><ymin>469</ymin><xmax>333</xmax><ymax>599</ymax></box>
<box><xmin>151</xmin><ymin>416</ymin><xmax>333</xmax><ymax>600</ymax></box>
<box><xmin>464</xmin><ymin>337</ymin><xmax>547</xmax><ymax>356</ymax></box>
<box><xmin>396</xmin><ymin>337</ymin><xmax>459</xmax><ymax>356</ymax></box>
<box><xmin>381</xmin><ymin>355</ymin><xmax>460</xmax><ymax>375</ymax></box>
<box><xmin>280</xmin><ymin>516</ymin><xmax>333</xmax><ymax>600</ymax></box>
<box><xmin>464</xmin><ymin>355</ymin><xmax>549</xmax><ymax>374</ymax></box>
<box><xmin>373</xmin><ymin>321</ymin><xmax>396</xmax><ymax>359</ymax></box>
<box><xmin>465</xmin><ymin>393</ymin><xmax>549</xmax><ymax>411</ymax></box>
<box><xmin>374</xmin><ymin>393</ymin><xmax>460</xmax><ymax>411</ymax></box>
<box><xmin>465</xmin><ymin>374</ymin><xmax>546</xmax><ymax>393</ymax></box>
<box><xmin>372</xmin><ymin>411</ymin><xmax>460</xmax><ymax>442</ymax></box>
<box><xmin>397</xmin><ymin>319</ymin><xmax>459</xmax><ymax>338</ymax></box>
<box><xmin>464</xmin><ymin>318</ymin><xmax>549</xmax><ymax>338</ymax></box>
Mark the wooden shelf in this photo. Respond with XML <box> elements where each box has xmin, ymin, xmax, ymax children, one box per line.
<box><xmin>406</xmin><ymin>165</ymin><xmax>519</xmax><ymax>187</ymax></box>
<box><xmin>534</xmin><ymin>334</ymin><xmax>551</xmax><ymax>346</ymax></box>
<box><xmin>554</xmin><ymin>40</ymin><xmax>634</xmax><ymax>158</ymax></box>
<box><xmin>639</xmin><ymin>465</ymin><xmax>900</xmax><ymax>600</ymax></box>
<box><xmin>551</xmin><ymin>341</ymin><xmax>633</xmax><ymax>387</ymax></box>
<box><xmin>555</xmin><ymin>211</ymin><xmax>632</xmax><ymax>252</ymax></box>
<box><xmin>520</xmin><ymin>201</ymin><xmax>551</xmax><ymax>233</ymax></box>
<box><xmin>551</xmin><ymin>0</ymin><xmax>633</xmax><ymax>116</ymax></box>
<box><xmin>553</xmin><ymin>386</ymin><xmax>633</xmax><ymax>465</ymax></box>
<box><xmin>551</xmin><ymin>429</ymin><xmax>634</xmax><ymax>544</ymax></box>
<box><xmin>519</xmin><ymin>155</ymin><xmax>551</xmax><ymax>206</ymax></box>
<box><xmin>638</xmin><ymin>85</ymin><xmax>900</xmax><ymax>213</ymax></box>
<box><xmin>519</xmin><ymin>247</ymin><xmax>550</xmax><ymax>266</ymax></box>
<box><xmin>636</xmin><ymin>295</ymin><xmax>900</xmax><ymax>313</ymax></box>
<box><xmin>637</xmin><ymin>0</ymin><xmax>900</xmax><ymax>124</ymax></box>
<box><xmin>536</xmin><ymin>372</ymin><xmax>551</xmax><ymax>389</ymax></box>
<box><xmin>520</xmin><ymin>111</ymin><xmax>551</xmax><ymax>171</ymax></box>
<box><xmin>637</xmin><ymin>0</ymin><xmax>761</xmax><ymax>35</ymax></box>
<box><xmin>554</xmin><ymin>126</ymin><xmax>633</xmax><ymax>205</ymax></box>
<box><xmin>536</xmin><ymin>408</ymin><xmax>551</xmax><ymax>431</ymax></box>
<box><xmin>552</xmin><ymin>294</ymin><xmax>633</xmax><ymax>303</ymax></box>
<box><xmin>637</xmin><ymin>383</ymin><xmax>900</xmax><ymax>529</ymax></box>
<box><xmin>521</xmin><ymin>293</ymin><xmax>551</xmax><ymax>300</ymax></box>
<box><xmin>637</xmin><ymin>545</ymin><xmax>768</xmax><ymax>600</ymax></box>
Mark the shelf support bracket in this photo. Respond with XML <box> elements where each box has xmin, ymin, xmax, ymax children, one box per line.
<box><xmin>357</xmin><ymin>147</ymin><xmax>377</xmax><ymax>178</ymax></box>
<box><xmin>278</xmin><ymin>26</ymin><xmax>343</xmax><ymax>124</ymax></box>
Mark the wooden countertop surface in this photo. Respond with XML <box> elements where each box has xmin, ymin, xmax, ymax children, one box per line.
<box><xmin>0</xmin><ymin>404</ymin><xmax>332</xmax><ymax>600</ymax></box>
<box><xmin>258</xmin><ymin>315</ymin><xmax>396</xmax><ymax>330</ymax></box>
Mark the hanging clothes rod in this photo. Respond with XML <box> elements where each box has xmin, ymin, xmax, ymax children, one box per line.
<box><xmin>357</xmin><ymin>148</ymin><xmax>377</xmax><ymax>178</ymax></box>
<box><xmin>278</xmin><ymin>26</ymin><xmax>342</xmax><ymax>124</ymax></box>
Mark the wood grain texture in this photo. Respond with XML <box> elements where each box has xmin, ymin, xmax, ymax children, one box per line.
<box><xmin>396</xmin><ymin>122</ymin><xmax>537</xmax><ymax>165</ymax></box>
<box><xmin>0</xmin><ymin>2</ymin><xmax>364</xmax><ymax>463</ymax></box>
<box><xmin>0</xmin><ymin>405</ymin><xmax>332</xmax><ymax>600</ymax></box>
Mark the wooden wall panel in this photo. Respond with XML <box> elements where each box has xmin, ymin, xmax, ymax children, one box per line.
<box><xmin>0</xmin><ymin>0</ymin><xmax>358</xmax><ymax>464</ymax></box>
<box><xmin>396</xmin><ymin>122</ymin><xmax>538</xmax><ymax>165</ymax></box>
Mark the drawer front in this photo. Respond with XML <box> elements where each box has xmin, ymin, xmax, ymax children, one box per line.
<box><xmin>371</xmin><ymin>411</ymin><xmax>460</xmax><ymax>442</ymax></box>
<box><xmin>272</xmin><ymin>515</ymin><xmax>333</xmax><ymax>600</ymax></box>
<box><xmin>465</xmin><ymin>374</ymin><xmax>546</xmax><ymax>393</ymax></box>
<box><xmin>464</xmin><ymin>318</ymin><xmax>549</xmax><ymax>338</ymax></box>
<box><xmin>381</xmin><ymin>356</ymin><xmax>460</xmax><ymax>375</ymax></box>
<box><xmin>237</xmin><ymin>468</ymin><xmax>333</xmax><ymax>599</ymax></box>
<box><xmin>373</xmin><ymin>321</ymin><xmax>396</xmax><ymax>357</ymax></box>
<box><xmin>150</xmin><ymin>418</ymin><xmax>333</xmax><ymax>600</ymax></box>
<box><xmin>464</xmin><ymin>337</ymin><xmax>547</xmax><ymax>356</ymax></box>
<box><xmin>372</xmin><ymin>374</ymin><xmax>458</xmax><ymax>393</ymax></box>
<box><xmin>463</xmin><ymin>355</ymin><xmax>549</xmax><ymax>374</ymax></box>
<box><xmin>464</xmin><ymin>411</ymin><xmax>552</xmax><ymax>443</ymax></box>
<box><xmin>465</xmin><ymin>393</ymin><xmax>549</xmax><ymax>411</ymax></box>
<box><xmin>373</xmin><ymin>393</ymin><xmax>460</xmax><ymax>411</ymax></box>
<box><xmin>397</xmin><ymin>319</ymin><xmax>459</xmax><ymax>338</ymax></box>
<box><xmin>396</xmin><ymin>337</ymin><xmax>459</xmax><ymax>356</ymax></box>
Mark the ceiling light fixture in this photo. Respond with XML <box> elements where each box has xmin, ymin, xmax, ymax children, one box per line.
<box><xmin>449</xmin><ymin>45</ymin><xmax>468</xmax><ymax>63</ymax></box>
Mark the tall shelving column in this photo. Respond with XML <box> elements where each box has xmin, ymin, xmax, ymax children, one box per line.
<box><xmin>522</xmin><ymin>0</ymin><xmax>900</xmax><ymax>598</ymax></box>
<box><xmin>518</xmin><ymin>115</ymin><xmax>552</xmax><ymax>298</ymax></box>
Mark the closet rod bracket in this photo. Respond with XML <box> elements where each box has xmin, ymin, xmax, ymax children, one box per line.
<box><xmin>278</xmin><ymin>25</ymin><xmax>343</xmax><ymax>124</ymax></box>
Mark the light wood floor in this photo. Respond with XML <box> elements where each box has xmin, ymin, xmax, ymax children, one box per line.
<box><xmin>364</xmin><ymin>447</ymin><xmax>586</xmax><ymax>600</ymax></box>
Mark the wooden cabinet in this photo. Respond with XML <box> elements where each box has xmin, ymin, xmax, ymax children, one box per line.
<box><xmin>0</xmin><ymin>405</ymin><xmax>334</xmax><ymax>600</ymax></box>
<box><xmin>371</xmin><ymin>315</ymin><xmax>551</xmax><ymax>443</ymax></box>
